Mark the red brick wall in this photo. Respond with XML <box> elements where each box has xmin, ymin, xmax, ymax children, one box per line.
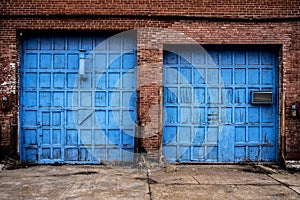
<box><xmin>1</xmin><ymin>0</ymin><xmax>299</xmax><ymax>19</ymax></box>
<box><xmin>0</xmin><ymin>1</ymin><xmax>300</xmax><ymax>162</ymax></box>
<box><xmin>284</xmin><ymin>21</ymin><xmax>300</xmax><ymax>160</ymax></box>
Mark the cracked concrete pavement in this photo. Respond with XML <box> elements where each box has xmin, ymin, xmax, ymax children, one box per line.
<box><xmin>0</xmin><ymin>165</ymin><xmax>299</xmax><ymax>200</ymax></box>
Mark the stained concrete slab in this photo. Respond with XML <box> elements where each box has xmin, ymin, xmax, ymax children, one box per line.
<box><xmin>149</xmin><ymin>165</ymin><xmax>300</xmax><ymax>200</ymax></box>
<box><xmin>0</xmin><ymin>165</ymin><xmax>148</xmax><ymax>200</ymax></box>
<box><xmin>150</xmin><ymin>165</ymin><xmax>277</xmax><ymax>185</ymax></box>
<box><xmin>151</xmin><ymin>185</ymin><xmax>299</xmax><ymax>200</ymax></box>
<box><xmin>0</xmin><ymin>165</ymin><xmax>299</xmax><ymax>200</ymax></box>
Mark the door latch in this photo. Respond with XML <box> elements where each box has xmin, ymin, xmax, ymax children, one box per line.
<box><xmin>79</xmin><ymin>49</ymin><xmax>87</xmax><ymax>81</ymax></box>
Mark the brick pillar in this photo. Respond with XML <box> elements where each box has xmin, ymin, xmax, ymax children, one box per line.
<box><xmin>136</xmin><ymin>28</ymin><xmax>163</xmax><ymax>161</ymax></box>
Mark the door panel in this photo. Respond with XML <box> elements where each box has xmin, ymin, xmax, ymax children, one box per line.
<box><xmin>163</xmin><ymin>46</ymin><xmax>278</xmax><ymax>163</ymax></box>
<box><xmin>21</xmin><ymin>33</ymin><xmax>137</xmax><ymax>163</ymax></box>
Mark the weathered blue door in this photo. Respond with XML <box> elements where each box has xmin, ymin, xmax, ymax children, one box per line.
<box><xmin>21</xmin><ymin>32</ymin><xmax>137</xmax><ymax>163</ymax></box>
<box><xmin>163</xmin><ymin>45</ymin><xmax>278</xmax><ymax>162</ymax></box>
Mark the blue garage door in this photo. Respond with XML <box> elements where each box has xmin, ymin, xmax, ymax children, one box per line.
<box><xmin>21</xmin><ymin>32</ymin><xmax>137</xmax><ymax>163</ymax></box>
<box><xmin>163</xmin><ymin>45</ymin><xmax>278</xmax><ymax>163</ymax></box>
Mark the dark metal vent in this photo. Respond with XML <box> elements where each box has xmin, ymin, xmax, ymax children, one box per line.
<box><xmin>251</xmin><ymin>91</ymin><xmax>273</xmax><ymax>105</ymax></box>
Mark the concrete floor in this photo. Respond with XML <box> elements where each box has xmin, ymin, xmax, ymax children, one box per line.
<box><xmin>0</xmin><ymin>164</ymin><xmax>299</xmax><ymax>200</ymax></box>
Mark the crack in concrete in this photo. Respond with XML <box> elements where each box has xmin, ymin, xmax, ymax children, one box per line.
<box><xmin>154</xmin><ymin>183</ymin><xmax>283</xmax><ymax>186</ymax></box>
<box><xmin>192</xmin><ymin>175</ymin><xmax>201</xmax><ymax>184</ymax></box>
<box><xmin>266</xmin><ymin>174</ymin><xmax>300</xmax><ymax>196</ymax></box>
<box><xmin>147</xmin><ymin>169</ymin><xmax>153</xmax><ymax>200</ymax></box>
<box><xmin>52</xmin><ymin>171</ymin><xmax>98</xmax><ymax>177</ymax></box>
